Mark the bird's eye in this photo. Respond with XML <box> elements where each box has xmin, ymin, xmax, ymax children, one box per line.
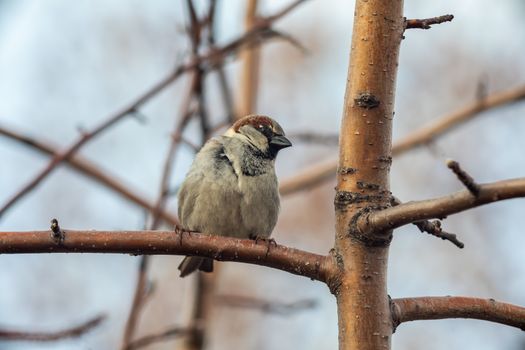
<box><xmin>258</xmin><ymin>124</ymin><xmax>264</xmax><ymax>130</ymax></box>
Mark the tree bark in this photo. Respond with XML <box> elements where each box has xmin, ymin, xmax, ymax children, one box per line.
<box><xmin>334</xmin><ymin>1</ymin><xmax>404</xmax><ymax>349</ymax></box>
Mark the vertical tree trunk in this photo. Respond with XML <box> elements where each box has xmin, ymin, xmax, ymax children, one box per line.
<box><xmin>334</xmin><ymin>1</ymin><xmax>404</xmax><ymax>349</ymax></box>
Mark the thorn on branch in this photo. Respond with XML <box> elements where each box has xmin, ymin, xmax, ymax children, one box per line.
<box><xmin>446</xmin><ymin>159</ymin><xmax>480</xmax><ymax>196</ymax></box>
<box><xmin>405</xmin><ymin>14</ymin><xmax>454</xmax><ymax>30</ymax></box>
<box><xmin>50</xmin><ymin>218</ymin><xmax>65</xmax><ymax>243</ymax></box>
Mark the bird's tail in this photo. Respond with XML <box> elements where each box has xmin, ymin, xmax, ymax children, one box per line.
<box><xmin>178</xmin><ymin>256</ymin><xmax>214</xmax><ymax>277</ymax></box>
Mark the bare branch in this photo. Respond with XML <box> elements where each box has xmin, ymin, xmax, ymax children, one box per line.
<box><xmin>446</xmin><ymin>159</ymin><xmax>480</xmax><ymax>196</ymax></box>
<box><xmin>392</xmin><ymin>84</ymin><xmax>525</xmax><ymax>155</ymax></box>
<box><xmin>363</xmin><ymin>177</ymin><xmax>525</xmax><ymax>233</ymax></box>
<box><xmin>216</xmin><ymin>294</ymin><xmax>317</xmax><ymax>315</ymax></box>
<box><xmin>279</xmin><ymin>84</ymin><xmax>525</xmax><ymax>196</ymax></box>
<box><xmin>0</xmin><ymin>229</ymin><xmax>334</xmax><ymax>283</ymax></box>
<box><xmin>0</xmin><ymin>2</ymin><xmax>303</xmax><ymax>219</ymax></box>
<box><xmin>404</xmin><ymin>14</ymin><xmax>454</xmax><ymax>30</ymax></box>
<box><xmin>391</xmin><ymin>297</ymin><xmax>525</xmax><ymax>331</ymax></box>
<box><xmin>0</xmin><ymin>124</ymin><xmax>179</xmax><ymax>226</ymax></box>
<box><xmin>0</xmin><ymin>315</ymin><xmax>105</xmax><ymax>341</ymax></box>
<box><xmin>125</xmin><ymin>325</ymin><xmax>196</xmax><ymax>350</ymax></box>
<box><xmin>121</xmin><ymin>256</ymin><xmax>151</xmax><ymax>349</ymax></box>
<box><xmin>390</xmin><ymin>197</ymin><xmax>464</xmax><ymax>248</ymax></box>
<box><xmin>413</xmin><ymin>220</ymin><xmax>464</xmax><ymax>249</ymax></box>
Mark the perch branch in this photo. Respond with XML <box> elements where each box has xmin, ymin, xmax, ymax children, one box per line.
<box><xmin>404</xmin><ymin>14</ymin><xmax>454</xmax><ymax>30</ymax></box>
<box><xmin>391</xmin><ymin>297</ymin><xmax>525</xmax><ymax>331</ymax></box>
<box><xmin>363</xmin><ymin>177</ymin><xmax>525</xmax><ymax>233</ymax></box>
<box><xmin>0</xmin><ymin>315</ymin><xmax>105</xmax><ymax>341</ymax></box>
<box><xmin>0</xmin><ymin>229</ymin><xmax>334</xmax><ymax>283</ymax></box>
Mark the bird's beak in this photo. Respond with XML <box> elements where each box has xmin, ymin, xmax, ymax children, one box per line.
<box><xmin>269</xmin><ymin>135</ymin><xmax>292</xmax><ymax>150</ymax></box>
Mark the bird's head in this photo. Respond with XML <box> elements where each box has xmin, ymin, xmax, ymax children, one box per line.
<box><xmin>225</xmin><ymin>115</ymin><xmax>292</xmax><ymax>158</ymax></box>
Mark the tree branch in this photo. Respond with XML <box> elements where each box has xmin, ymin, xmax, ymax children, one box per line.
<box><xmin>404</xmin><ymin>14</ymin><xmax>454</xmax><ymax>30</ymax></box>
<box><xmin>0</xmin><ymin>1</ymin><xmax>302</xmax><ymax>220</ymax></box>
<box><xmin>0</xmin><ymin>229</ymin><xmax>334</xmax><ymax>283</ymax></box>
<box><xmin>446</xmin><ymin>159</ymin><xmax>480</xmax><ymax>196</ymax></box>
<box><xmin>125</xmin><ymin>325</ymin><xmax>196</xmax><ymax>350</ymax></box>
<box><xmin>0</xmin><ymin>124</ymin><xmax>179</xmax><ymax>226</ymax></box>
<box><xmin>0</xmin><ymin>315</ymin><xmax>105</xmax><ymax>341</ymax></box>
<box><xmin>279</xmin><ymin>84</ymin><xmax>525</xmax><ymax>196</ymax></box>
<box><xmin>391</xmin><ymin>297</ymin><xmax>525</xmax><ymax>331</ymax></box>
<box><xmin>362</xmin><ymin>177</ymin><xmax>525</xmax><ymax>233</ymax></box>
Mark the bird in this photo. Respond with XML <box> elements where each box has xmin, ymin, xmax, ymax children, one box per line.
<box><xmin>177</xmin><ymin>115</ymin><xmax>292</xmax><ymax>277</ymax></box>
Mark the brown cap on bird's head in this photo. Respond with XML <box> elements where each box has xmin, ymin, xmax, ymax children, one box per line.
<box><xmin>232</xmin><ymin>115</ymin><xmax>286</xmax><ymax>136</ymax></box>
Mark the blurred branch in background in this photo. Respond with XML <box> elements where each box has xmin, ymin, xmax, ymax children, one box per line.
<box><xmin>0</xmin><ymin>315</ymin><xmax>105</xmax><ymax>342</ymax></box>
<box><xmin>124</xmin><ymin>325</ymin><xmax>197</xmax><ymax>350</ymax></box>
<box><xmin>216</xmin><ymin>294</ymin><xmax>317</xmax><ymax>316</ymax></box>
<box><xmin>391</xmin><ymin>297</ymin><xmax>525</xmax><ymax>331</ymax></box>
<box><xmin>279</xmin><ymin>84</ymin><xmax>525</xmax><ymax>196</ymax></box>
<box><xmin>0</xmin><ymin>124</ymin><xmax>179</xmax><ymax>226</ymax></box>
<box><xmin>0</xmin><ymin>0</ymin><xmax>308</xmax><ymax>221</ymax></box>
<box><xmin>236</xmin><ymin>0</ymin><xmax>260</xmax><ymax>118</ymax></box>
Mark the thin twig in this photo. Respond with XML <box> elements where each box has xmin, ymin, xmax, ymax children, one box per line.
<box><xmin>404</xmin><ymin>14</ymin><xmax>454</xmax><ymax>30</ymax></box>
<box><xmin>125</xmin><ymin>325</ymin><xmax>196</xmax><ymax>350</ymax></box>
<box><xmin>446</xmin><ymin>159</ymin><xmax>480</xmax><ymax>196</ymax></box>
<box><xmin>0</xmin><ymin>315</ymin><xmax>105</xmax><ymax>341</ymax></box>
<box><xmin>0</xmin><ymin>124</ymin><xmax>179</xmax><ymax>225</ymax></box>
<box><xmin>413</xmin><ymin>220</ymin><xmax>464</xmax><ymax>249</ymax></box>
<box><xmin>0</xmin><ymin>2</ymin><xmax>301</xmax><ymax>219</ymax></box>
<box><xmin>391</xmin><ymin>296</ymin><xmax>525</xmax><ymax>331</ymax></box>
<box><xmin>289</xmin><ymin>132</ymin><xmax>339</xmax><ymax>146</ymax></box>
<box><xmin>0</xmin><ymin>229</ymin><xmax>334</xmax><ymax>283</ymax></box>
<box><xmin>391</xmin><ymin>197</ymin><xmax>464</xmax><ymax>248</ymax></box>
<box><xmin>121</xmin><ymin>256</ymin><xmax>150</xmax><ymax>349</ymax></box>
<box><xmin>216</xmin><ymin>294</ymin><xmax>317</xmax><ymax>315</ymax></box>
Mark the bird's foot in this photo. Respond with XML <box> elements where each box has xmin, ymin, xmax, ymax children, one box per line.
<box><xmin>175</xmin><ymin>225</ymin><xmax>196</xmax><ymax>245</ymax></box>
<box><xmin>249</xmin><ymin>235</ymin><xmax>277</xmax><ymax>256</ymax></box>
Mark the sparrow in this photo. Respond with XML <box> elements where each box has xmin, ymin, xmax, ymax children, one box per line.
<box><xmin>177</xmin><ymin>115</ymin><xmax>292</xmax><ymax>277</ymax></box>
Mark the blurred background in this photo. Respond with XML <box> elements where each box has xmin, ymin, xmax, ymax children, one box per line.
<box><xmin>1</xmin><ymin>0</ymin><xmax>525</xmax><ymax>349</ymax></box>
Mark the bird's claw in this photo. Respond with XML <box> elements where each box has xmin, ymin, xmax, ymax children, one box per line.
<box><xmin>250</xmin><ymin>235</ymin><xmax>277</xmax><ymax>256</ymax></box>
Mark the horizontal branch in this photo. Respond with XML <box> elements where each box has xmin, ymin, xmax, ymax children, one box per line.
<box><xmin>363</xmin><ymin>177</ymin><xmax>525</xmax><ymax>232</ymax></box>
<box><xmin>279</xmin><ymin>84</ymin><xmax>525</xmax><ymax>196</ymax></box>
<box><xmin>391</xmin><ymin>297</ymin><xmax>525</xmax><ymax>331</ymax></box>
<box><xmin>0</xmin><ymin>229</ymin><xmax>334</xmax><ymax>283</ymax></box>
<box><xmin>0</xmin><ymin>315</ymin><xmax>105</xmax><ymax>341</ymax></box>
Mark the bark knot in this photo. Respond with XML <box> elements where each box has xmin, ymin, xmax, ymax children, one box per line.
<box><xmin>355</xmin><ymin>92</ymin><xmax>380</xmax><ymax>109</ymax></box>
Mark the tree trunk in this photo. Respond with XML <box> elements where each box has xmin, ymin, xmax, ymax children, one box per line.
<box><xmin>334</xmin><ymin>1</ymin><xmax>404</xmax><ymax>349</ymax></box>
